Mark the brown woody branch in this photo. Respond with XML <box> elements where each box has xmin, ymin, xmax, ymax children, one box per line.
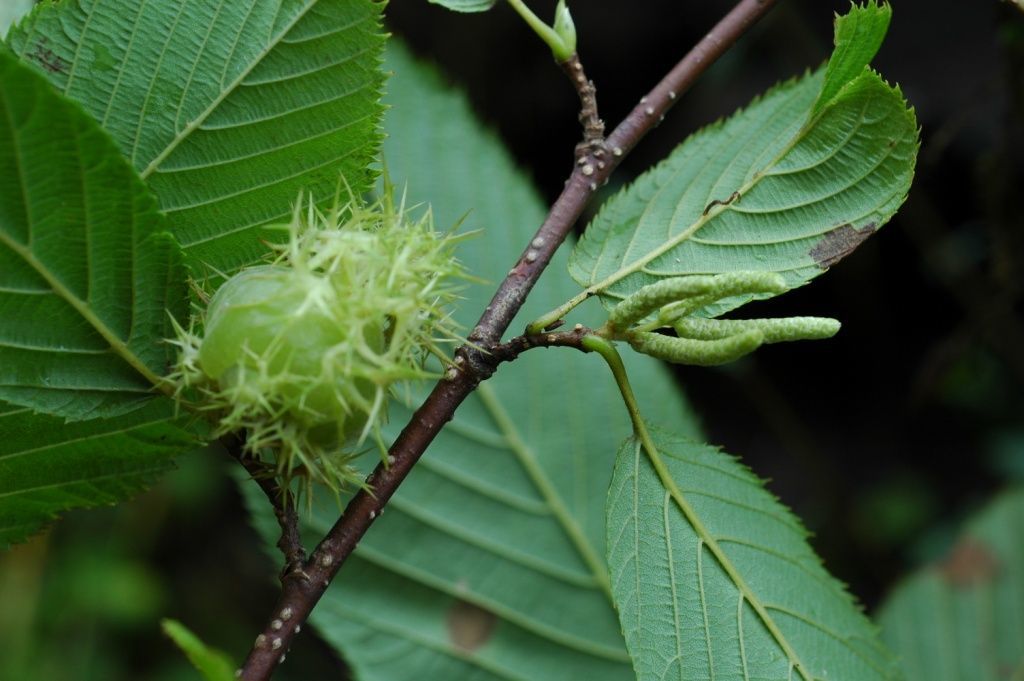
<box><xmin>561</xmin><ymin>53</ymin><xmax>605</xmax><ymax>160</ymax></box>
<box><xmin>238</xmin><ymin>1</ymin><xmax>778</xmax><ymax>677</ymax></box>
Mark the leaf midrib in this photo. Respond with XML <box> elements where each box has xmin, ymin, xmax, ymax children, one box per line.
<box><xmin>477</xmin><ymin>383</ymin><xmax>614</xmax><ymax>601</ymax></box>
<box><xmin>636</xmin><ymin>440</ymin><xmax>815</xmax><ymax>680</ymax></box>
<box><xmin>0</xmin><ymin>88</ymin><xmax>164</xmax><ymax>394</ymax></box>
<box><xmin>138</xmin><ymin>0</ymin><xmax>317</xmax><ymax>180</ymax></box>
<box><xmin>318</xmin><ymin>381</ymin><xmax>631</xmax><ymax>659</ymax></box>
<box><xmin>0</xmin><ymin>466</ymin><xmax>170</xmax><ymax>500</ymax></box>
<box><xmin>0</xmin><ymin>234</ymin><xmax>163</xmax><ymax>390</ymax></box>
<box><xmin>383</xmin><ymin>494</ymin><xmax>598</xmax><ymax>588</ymax></box>
<box><xmin>0</xmin><ymin>411</ymin><xmax>180</xmax><ymax>463</ymax></box>
<box><xmin>586</xmin><ymin>71</ymin><xmax>879</xmax><ymax>298</ymax></box>
<box><xmin>612</xmin><ymin>77</ymin><xmax>810</xmax><ymax>276</ymax></box>
<box><xmin>645</xmin><ymin>432</ymin><xmax>899</xmax><ymax>679</ymax></box>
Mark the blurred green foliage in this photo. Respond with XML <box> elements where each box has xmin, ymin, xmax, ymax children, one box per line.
<box><xmin>0</xmin><ymin>451</ymin><xmax>228</xmax><ymax>681</ymax></box>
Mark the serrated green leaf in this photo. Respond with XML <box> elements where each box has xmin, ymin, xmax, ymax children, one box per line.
<box><xmin>0</xmin><ymin>399</ymin><xmax>198</xmax><ymax>550</ymax></box>
<box><xmin>607</xmin><ymin>426</ymin><xmax>900</xmax><ymax>681</ymax></box>
<box><xmin>428</xmin><ymin>0</ymin><xmax>498</xmax><ymax>12</ymax></box>
<box><xmin>162</xmin><ymin>619</ymin><xmax>237</xmax><ymax>681</ymax></box>
<box><xmin>0</xmin><ymin>48</ymin><xmax>186</xmax><ymax>419</ymax></box>
<box><xmin>813</xmin><ymin>1</ymin><xmax>892</xmax><ymax>114</ymax></box>
<box><xmin>245</xmin><ymin>42</ymin><xmax>701</xmax><ymax>681</ymax></box>
<box><xmin>570</xmin><ymin>5</ymin><xmax>917</xmax><ymax>318</ymax></box>
<box><xmin>878</xmin><ymin>488</ymin><xmax>1024</xmax><ymax>681</ymax></box>
<box><xmin>6</xmin><ymin>0</ymin><xmax>386</xmax><ymax>274</ymax></box>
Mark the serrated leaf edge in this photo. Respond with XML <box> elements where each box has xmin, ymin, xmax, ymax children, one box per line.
<box><xmin>574</xmin><ymin>68</ymin><xmax>913</xmax><ymax>304</ymax></box>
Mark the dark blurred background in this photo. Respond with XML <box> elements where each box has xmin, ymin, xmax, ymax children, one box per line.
<box><xmin>2</xmin><ymin>1</ymin><xmax>1022</xmax><ymax>678</ymax></box>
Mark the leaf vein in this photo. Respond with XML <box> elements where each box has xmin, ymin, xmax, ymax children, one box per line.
<box><xmin>139</xmin><ymin>0</ymin><xmax>319</xmax><ymax>179</ymax></box>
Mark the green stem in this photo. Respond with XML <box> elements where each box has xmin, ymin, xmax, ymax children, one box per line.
<box><xmin>579</xmin><ymin>336</ymin><xmax>644</xmax><ymax>435</ymax></box>
<box><xmin>526</xmin><ymin>289</ymin><xmax>593</xmax><ymax>335</ymax></box>
<box><xmin>506</xmin><ymin>0</ymin><xmax>573</xmax><ymax>60</ymax></box>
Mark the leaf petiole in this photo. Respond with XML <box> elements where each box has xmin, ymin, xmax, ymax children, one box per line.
<box><xmin>579</xmin><ymin>336</ymin><xmax>645</xmax><ymax>437</ymax></box>
<box><xmin>526</xmin><ymin>289</ymin><xmax>594</xmax><ymax>334</ymax></box>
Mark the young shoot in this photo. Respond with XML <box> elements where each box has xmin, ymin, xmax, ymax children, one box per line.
<box><xmin>507</xmin><ymin>0</ymin><xmax>577</xmax><ymax>60</ymax></box>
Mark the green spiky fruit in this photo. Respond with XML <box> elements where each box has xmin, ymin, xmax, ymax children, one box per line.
<box><xmin>174</xmin><ymin>192</ymin><xmax>465</xmax><ymax>495</ymax></box>
<box><xmin>199</xmin><ymin>264</ymin><xmax>383</xmax><ymax>448</ymax></box>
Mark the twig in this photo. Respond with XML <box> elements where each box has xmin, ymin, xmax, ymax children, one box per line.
<box><xmin>238</xmin><ymin>1</ymin><xmax>777</xmax><ymax>677</ymax></box>
<box><xmin>489</xmin><ymin>324</ymin><xmax>594</xmax><ymax>363</ymax></box>
<box><xmin>560</xmin><ymin>53</ymin><xmax>605</xmax><ymax>161</ymax></box>
<box><xmin>222</xmin><ymin>435</ymin><xmax>306</xmax><ymax>578</ymax></box>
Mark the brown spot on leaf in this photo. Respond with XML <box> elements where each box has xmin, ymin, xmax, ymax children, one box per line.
<box><xmin>28</xmin><ymin>42</ymin><xmax>67</xmax><ymax>74</ymax></box>
<box><xmin>447</xmin><ymin>599</ymin><xmax>496</xmax><ymax>653</ymax></box>
<box><xmin>939</xmin><ymin>538</ymin><xmax>1000</xmax><ymax>587</ymax></box>
<box><xmin>809</xmin><ymin>223</ymin><xmax>877</xmax><ymax>269</ymax></box>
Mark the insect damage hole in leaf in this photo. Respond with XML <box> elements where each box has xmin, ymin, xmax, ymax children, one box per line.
<box><xmin>0</xmin><ymin>0</ymin><xmax>946</xmax><ymax>678</ymax></box>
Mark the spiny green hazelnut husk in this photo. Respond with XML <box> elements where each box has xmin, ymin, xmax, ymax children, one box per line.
<box><xmin>173</xmin><ymin>193</ymin><xmax>465</xmax><ymax>497</ymax></box>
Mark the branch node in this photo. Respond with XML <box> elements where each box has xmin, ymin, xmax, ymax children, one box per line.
<box><xmin>283</xmin><ymin>568</ymin><xmax>311</xmax><ymax>583</ymax></box>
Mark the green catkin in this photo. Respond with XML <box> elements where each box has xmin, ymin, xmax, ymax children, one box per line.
<box><xmin>609</xmin><ymin>271</ymin><xmax>788</xmax><ymax>331</ymax></box>
<box><xmin>673</xmin><ymin>316</ymin><xmax>841</xmax><ymax>343</ymax></box>
<box><xmin>627</xmin><ymin>329</ymin><xmax>765</xmax><ymax>366</ymax></box>
<box><xmin>609</xmin><ymin>277</ymin><xmax>717</xmax><ymax>330</ymax></box>
<box><xmin>655</xmin><ymin>272</ymin><xmax>790</xmax><ymax>325</ymax></box>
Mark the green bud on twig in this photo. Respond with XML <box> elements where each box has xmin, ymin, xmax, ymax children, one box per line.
<box><xmin>507</xmin><ymin>0</ymin><xmax>576</xmax><ymax>61</ymax></box>
<box><xmin>553</xmin><ymin>1</ymin><xmax>577</xmax><ymax>57</ymax></box>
